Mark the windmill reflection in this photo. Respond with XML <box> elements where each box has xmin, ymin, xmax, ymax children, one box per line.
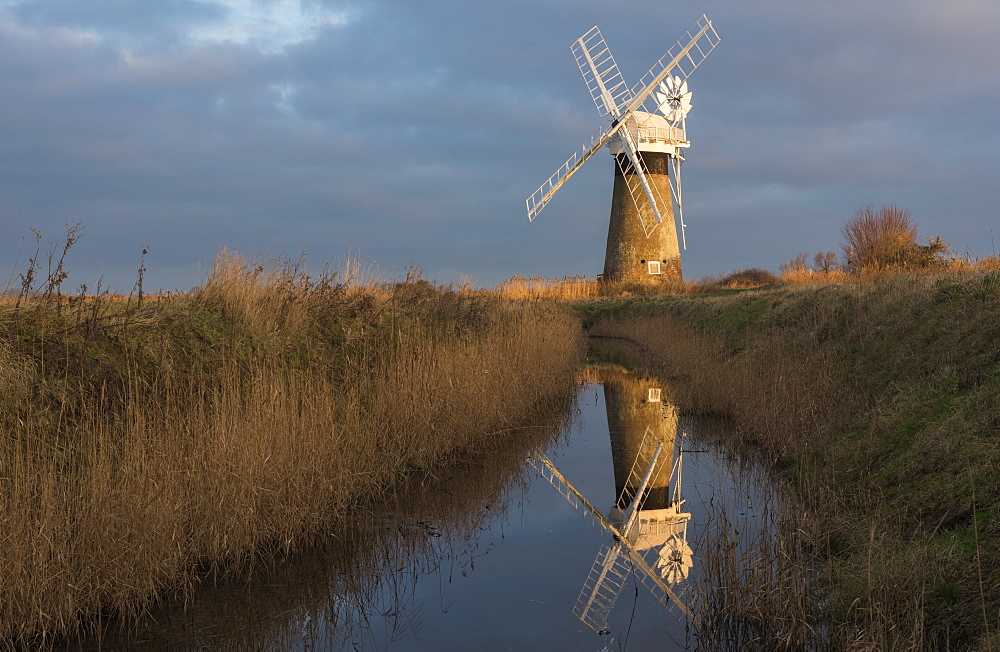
<box><xmin>604</xmin><ymin>370</ymin><xmax>692</xmax><ymax>584</ymax></box>
<box><xmin>531</xmin><ymin>367</ymin><xmax>693</xmax><ymax>634</ymax></box>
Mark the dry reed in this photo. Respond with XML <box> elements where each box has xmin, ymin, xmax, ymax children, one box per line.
<box><xmin>0</xmin><ymin>251</ymin><xmax>584</xmax><ymax>646</ymax></box>
<box><xmin>494</xmin><ymin>274</ymin><xmax>719</xmax><ymax>301</ymax></box>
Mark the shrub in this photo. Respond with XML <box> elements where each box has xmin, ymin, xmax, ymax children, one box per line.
<box><xmin>780</xmin><ymin>253</ymin><xmax>810</xmax><ymax>276</ymax></box>
<box><xmin>842</xmin><ymin>204</ymin><xmax>917</xmax><ymax>271</ymax></box>
<box><xmin>813</xmin><ymin>251</ymin><xmax>839</xmax><ymax>273</ymax></box>
<box><xmin>720</xmin><ymin>268</ymin><xmax>778</xmax><ymax>288</ymax></box>
<box><xmin>842</xmin><ymin>205</ymin><xmax>951</xmax><ymax>272</ymax></box>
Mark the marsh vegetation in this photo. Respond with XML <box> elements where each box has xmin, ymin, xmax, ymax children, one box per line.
<box><xmin>0</xmin><ymin>247</ymin><xmax>583</xmax><ymax>645</ymax></box>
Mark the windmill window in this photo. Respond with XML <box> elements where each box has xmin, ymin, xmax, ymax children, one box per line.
<box><xmin>648</xmin><ymin>388</ymin><xmax>661</xmax><ymax>402</ymax></box>
<box><xmin>648</xmin><ymin>261</ymin><xmax>661</xmax><ymax>275</ymax></box>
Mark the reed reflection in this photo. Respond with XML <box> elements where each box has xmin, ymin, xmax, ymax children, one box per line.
<box><xmin>80</xmin><ymin>406</ymin><xmax>574</xmax><ymax>650</ymax></box>
<box><xmin>532</xmin><ymin>366</ymin><xmax>693</xmax><ymax>635</ymax></box>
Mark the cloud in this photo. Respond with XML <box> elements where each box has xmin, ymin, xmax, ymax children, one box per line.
<box><xmin>3</xmin><ymin>0</ymin><xmax>355</xmax><ymax>52</ymax></box>
<box><xmin>188</xmin><ymin>0</ymin><xmax>354</xmax><ymax>52</ymax></box>
<box><xmin>0</xmin><ymin>0</ymin><xmax>998</xmax><ymax>290</ymax></box>
<box><xmin>3</xmin><ymin>0</ymin><xmax>223</xmax><ymax>50</ymax></box>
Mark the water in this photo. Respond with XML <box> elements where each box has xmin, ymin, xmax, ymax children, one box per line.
<box><xmin>85</xmin><ymin>365</ymin><xmax>784</xmax><ymax>650</ymax></box>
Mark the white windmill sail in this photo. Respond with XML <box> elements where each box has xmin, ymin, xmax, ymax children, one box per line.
<box><xmin>669</xmin><ymin>155</ymin><xmax>688</xmax><ymax>249</ymax></box>
<box><xmin>568</xmin><ymin>27</ymin><xmax>670</xmax><ymax>232</ymax></box>
<box><xmin>615</xmin><ymin>124</ymin><xmax>669</xmax><ymax>234</ymax></box>
<box><xmin>627</xmin><ymin>14</ymin><xmax>720</xmax><ymax>116</ymax></box>
<box><xmin>571</xmin><ymin>26</ymin><xmax>634</xmax><ymax>118</ymax></box>
<box><xmin>621</xmin><ymin>14</ymin><xmax>717</xmax><ymax>244</ymax></box>
<box><xmin>616</xmin><ymin>425</ymin><xmax>671</xmax><ymax>509</ymax></box>
<box><xmin>525</xmin><ymin>13</ymin><xmax>719</xmax><ymax>250</ymax></box>
<box><xmin>525</xmin><ymin>123</ymin><xmax>625</xmax><ymax>222</ymax></box>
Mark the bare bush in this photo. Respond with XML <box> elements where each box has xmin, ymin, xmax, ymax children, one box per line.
<box><xmin>780</xmin><ymin>253</ymin><xmax>810</xmax><ymax>276</ymax></box>
<box><xmin>814</xmin><ymin>251</ymin><xmax>839</xmax><ymax>273</ymax></box>
<box><xmin>842</xmin><ymin>204</ymin><xmax>918</xmax><ymax>271</ymax></box>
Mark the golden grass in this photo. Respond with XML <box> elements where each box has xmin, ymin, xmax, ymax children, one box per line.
<box><xmin>0</xmin><ymin>252</ymin><xmax>584</xmax><ymax>645</ymax></box>
<box><xmin>495</xmin><ymin>274</ymin><xmax>721</xmax><ymax>301</ymax></box>
<box><xmin>779</xmin><ymin>255</ymin><xmax>1000</xmax><ymax>285</ymax></box>
<box><xmin>495</xmin><ymin>260</ymin><xmax>1000</xmax><ymax>301</ymax></box>
<box><xmin>779</xmin><ymin>268</ymin><xmax>851</xmax><ymax>284</ymax></box>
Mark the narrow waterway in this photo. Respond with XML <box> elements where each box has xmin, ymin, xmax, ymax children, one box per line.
<box><xmin>84</xmin><ymin>360</ymin><xmax>787</xmax><ymax>650</ymax></box>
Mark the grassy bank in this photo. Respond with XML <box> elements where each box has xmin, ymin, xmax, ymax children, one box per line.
<box><xmin>581</xmin><ymin>271</ymin><xmax>999</xmax><ymax>650</ymax></box>
<box><xmin>0</xmin><ymin>253</ymin><xmax>584</xmax><ymax>645</ymax></box>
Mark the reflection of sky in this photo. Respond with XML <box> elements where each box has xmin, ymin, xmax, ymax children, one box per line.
<box><xmin>2</xmin><ymin>1</ymin><xmax>998</xmax><ymax>291</ymax></box>
<box><xmin>381</xmin><ymin>382</ymin><xmax>693</xmax><ymax>649</ymax></box>
<box><xmin>403</xmin><ymin>385</ymin><xmax>621</xmax><ymax>649</ymax></box>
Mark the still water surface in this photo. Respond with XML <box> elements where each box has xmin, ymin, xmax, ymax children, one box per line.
<box><xmin>89</xmin><ymin>365</ymin><xmax>780</xmax><ymax>650</ymax></box>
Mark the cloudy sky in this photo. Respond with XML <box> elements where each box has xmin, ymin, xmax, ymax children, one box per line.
<box><xmin>2</xmin><ymin>0</ymin><xmax>998</xmax><ymax>291</ymax></box>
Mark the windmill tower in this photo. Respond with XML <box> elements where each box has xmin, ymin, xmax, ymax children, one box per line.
<box><xmin>525</xmin><ymin>16</ymin><xmax>720</xmax><ymax>283</ymax></box>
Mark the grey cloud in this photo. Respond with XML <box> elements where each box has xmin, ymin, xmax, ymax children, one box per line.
<box><xmin>1</xmin><ymin>0</ymin><xmax>998</xmax><ymax>290</ymax></box>
<box><xmin>8</xmin><ymin>0</ymin><xmax>225</xmax><ymax>48</ymax></box>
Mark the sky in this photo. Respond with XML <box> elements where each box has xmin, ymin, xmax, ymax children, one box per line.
<box><xmin>1</xmin><ymin>0</ymin><xmax>998</xmax><ymax>291</ymax></box>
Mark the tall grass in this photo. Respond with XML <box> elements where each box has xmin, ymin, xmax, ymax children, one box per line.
<box><xmin>585</xmin><ymin>270</ymin><xmax>1000</xmax><ymax>650</ymax></box>
<box><xmin>495</xmin><ymin>274</ymin><xmax>728</xmax><ymax>300</ymax></box>
<box><xmin>779</xmin><ymin>257</ymin><xmax>1000</xmax><ymax>284</ymax></box>
<box><xmin>0</xmin><ymin>252</ymin><xmax>584</xmax><ymax>645</ymax></box>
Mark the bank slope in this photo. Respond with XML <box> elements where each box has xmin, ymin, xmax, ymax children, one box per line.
<box><xmin>584</xmin><ymin>272</ymin><xmax>999</xmax><ymax>650</ymax></box>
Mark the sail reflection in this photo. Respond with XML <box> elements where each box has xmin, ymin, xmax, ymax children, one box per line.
<box><xmin>531</xmin><ymin>366</ymin><xmax>693</xmax><ymax>634</ymax></box>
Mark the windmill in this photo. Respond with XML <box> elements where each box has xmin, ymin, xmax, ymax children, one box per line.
<box><xmin>525</xmin><ymin>15</ymin><xmax>720</xmax><ymax>283</ymax></box>
<box><xmin>529</xmin><ymin>426</ymin><xmax>692</xmax><ymax>634</ymax></box>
